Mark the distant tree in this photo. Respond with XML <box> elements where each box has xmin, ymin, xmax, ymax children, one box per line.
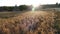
<box><xmin>0</xmin><ymin>6</ymin><xmax>14</xmax><ymax>11</ymax></box>
<box><xmin>7</xmin><ymin>7</ymin><xmax>14</xmax><ymax>11</ymax></box>
<box><xmin>56</xmin><ymin>2</ymin><xmax>58</xmax><ymax>5</ymax></box>
<box><xmin>0</xmin><ymin>5</ymin><xmax>29</xmax><ymax>11</ymax></box>
<box><xmin>59</xmin><ymin>3</ymin><xmax>60</xmax><ymax>6</ymax></box>
<box><xmin>2</xmin><ymin>6</ymin><xmax>8</xmax><ymax>11</ymax></box>
<box><xmin>19</xmin><ymin>5</ymin><xmax>28</xmax><ymax>11</ymax></box>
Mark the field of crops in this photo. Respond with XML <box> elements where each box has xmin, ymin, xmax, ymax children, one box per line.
<box><xmin>54</xmin><ymin>11</ymin><xmax>60</xmax><ymax>33</ymax></box>
<box><xmin>0</xmin><ymin>11</ymin><xmax>59</xmax><ymax>34</ymax></box>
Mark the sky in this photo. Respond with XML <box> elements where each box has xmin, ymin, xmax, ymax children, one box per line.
<box><xmin>0</xmin><ymin>0</ymin><xmax>60</xmax><ymax>6</ymax></box>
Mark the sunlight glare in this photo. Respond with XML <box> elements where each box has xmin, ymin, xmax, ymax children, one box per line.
<box><xmin>32</xmin><ymin>4</ymin><xmax>39</xmax><ymax>12</ymax></box>
<box><xmin>32</xmin><ymin>7</ymin><xmax>35</xmax><ymax>12</ymax></box>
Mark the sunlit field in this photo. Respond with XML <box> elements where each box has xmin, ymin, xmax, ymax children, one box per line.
<box><xmin>0</xmin><ymin>10</ymin><xmax>59</xmax><ymax>34</ymax></box>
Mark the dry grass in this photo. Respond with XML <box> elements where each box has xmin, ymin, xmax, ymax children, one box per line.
<box><xmin>0</xmin><ymin>11</ymin><xmax>57</xmax><ymax>34</ymax></box>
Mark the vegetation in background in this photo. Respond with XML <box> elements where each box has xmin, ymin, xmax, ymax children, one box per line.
<box><xmin>19</xmin><ymin>5</ymin><xmax>28</xmax><ymax>11</ymax></box>
<box><xmin>0</xmin><ymin>5</ymin><xmax>29</xmax><ymax>11</ymax></box>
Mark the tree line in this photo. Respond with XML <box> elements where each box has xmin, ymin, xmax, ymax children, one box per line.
<box><xmin>0</xmin><ymin>5</ymin><xmax>32</xmax><ymax>11</ymax></box>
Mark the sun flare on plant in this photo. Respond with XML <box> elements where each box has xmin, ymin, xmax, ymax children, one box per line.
<box><xmin>32</xmin><ymin>4</ymin><xmax>39</xmax><ymax>12</ymax></box>
<box><xmin>31</xmin><ymin>6</ymin><xmax>35</xmax><ymax>13</ymax></box>
<box><xmin>32</xmin><ymin>7</ymin><xmax>35</xmax><ymax>12</ymax></box>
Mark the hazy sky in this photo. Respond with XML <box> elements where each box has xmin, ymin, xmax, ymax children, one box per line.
<box><xmin>0</xmin><ymin>0</ymin><xmax>60</xmax><ymax>6</ymax></box>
